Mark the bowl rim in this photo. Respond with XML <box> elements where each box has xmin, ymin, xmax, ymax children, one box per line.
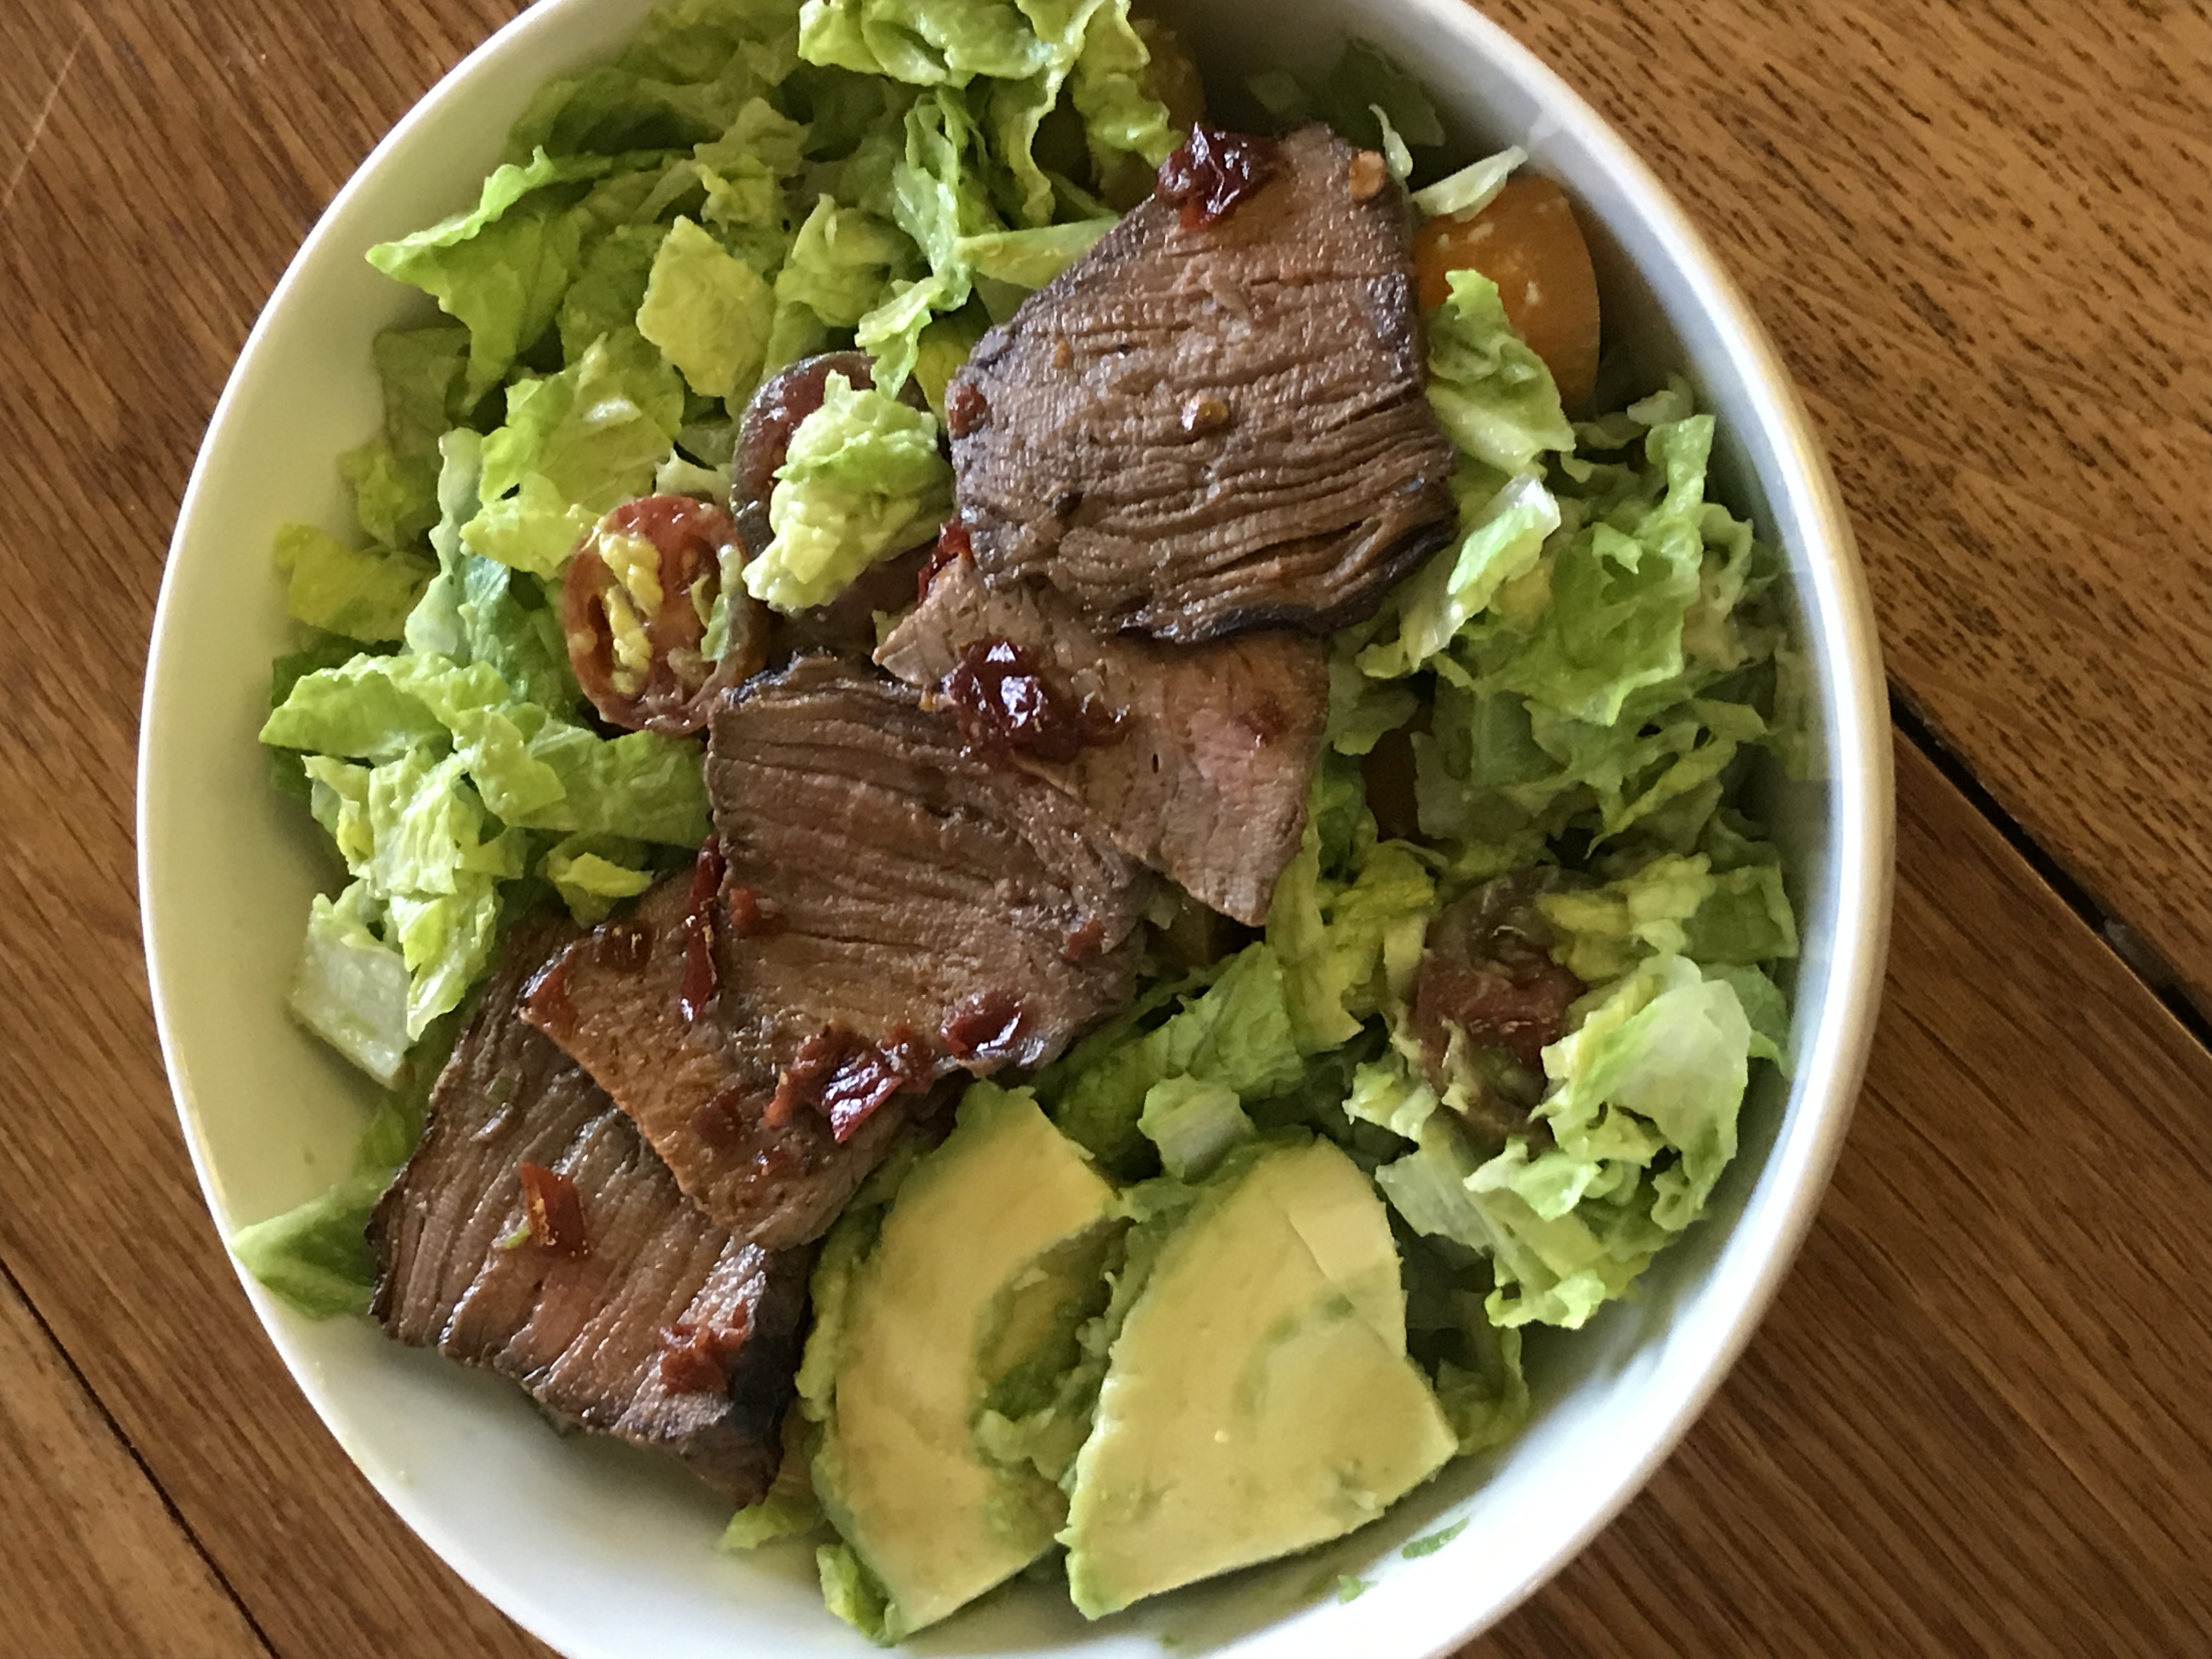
<box><xmin>138</xmin><ymin>0</ymin><xmax>1894</xmax><ymax>1653</ymax></box>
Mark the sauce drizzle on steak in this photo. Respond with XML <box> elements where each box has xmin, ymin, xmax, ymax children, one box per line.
<box><xmin>370</xmin><ymin>917</ymin><xmax>812</xmax><ymax>1503</ymax></box>
<box><xmin>520</xmin><ymin>658</ymin><xmax>1154</xmax><ymax>1246</ymax></box>
<box><xmin>878</xmin><ymin>556</ymin><xmax>1326</xmax><ymax>926</ymax></box>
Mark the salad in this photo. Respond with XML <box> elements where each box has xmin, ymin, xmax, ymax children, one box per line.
<box><xmin>233</xmin><ymin>0</ymin><xmax>1805</xmax><ymax>1641</ymax></box>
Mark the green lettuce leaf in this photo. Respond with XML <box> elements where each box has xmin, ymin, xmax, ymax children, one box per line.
<box><xmin>637</xmin><ymin>215</ymin><xmax>778</xmax><ymax>400</ymax></box>
<box><xmin>338</xmin><ymin>325</ymin><xmax>468</xmax><ymax>547</ymax></box>
<box><xmin>1408</xmin><ymin>384</ymin><xmax>1795</xmax><ymax>862</ymax></box>
<box><xmin>833</xmin><ymin>4</ymin><xmax>1170</xmax><ymax>388</ymax></box>
<box><xmin>955</xmin><ymin>215</ymin><xmax>1114</xmax><ymax>286</ymax></box>
<box><xmin>1265</xmin><ymin>806</ymin><xmax>1436</xmax><ymax>1056</ymax></box>
<box><xmin>1424</xmin><ymin>268</ymin><xmax>1575</xmax><ymax>483</ymax></box>
<box><xmin>910</xmin><ymin>300</ymin><xmax>990</xmax><ymax>419</ymax></box>
<box><xmin>230</xmin><ymin>1168</ymin><xmax>393</xmax><ymax>1319</ymax></box>
<box><xmin>721</xmin><ymin>1491</ymin><xmax>826</xmax><ymax>1550</ymax></box>
<box><xmin>463</xmin><ymin>329</ymin><xmax>686</xmax><ymax>576</ymax></box>
<box><xmin>692</xmin><ymin>97</ymin><xmax>811</xmax><ymax>229</ymax></box>
<box><xmin>541</xmin><ymin>833</ymin><xmax>659</xmax><ymax>924</ymax></box>
<box><xmin>744</xmin><ymin>371</ymin><xmax>951</xmax><ymax>610</ymax></box>
<box><xmin>286</xmin><ymin>881</ymin><xmax>413</xmax><ymax>1086</ymax></box>
<box><xmin>1310</xmin><ymin>38</ymin><xmax>1443</xmax><ymax>155</ymax></box>
<box><xmin>231</xmin><ymin>1013</ymin><xmax>458</xmax><ymax>1318</ymax></box>
<box><xmin>1043</xmin><ymin>945</ymin><xmax>1305</xmax><ymax>1176</ymax></box>
<box><xmin>1137</xmin><ymin>1077</ymin><xmax>1253</xmax><ymax>1182</ymax></box>
<box><xmin>263</xmin><ymin>652</ymin><xmax>709</xmax><ymax>846</ymax></box>
<box><xmin>798</xmin><ymin>0</ymin><xmax>1059</xmax><ymax>86</ymax></box>
<box><xmin>1538</xmin><ymin>850</ymin><xmax>1799</xmax><ymax>984</ymax></box>
<box><xmin>1358</xmin><ymin>470</ymin><xmax>1561</xmax><ymax>681</ymax></box>
<box><xmin>366</xmin><ymin>149</ymin><xmax>610</xmax><ymax>403</ymax></box>
<box><xmin>776</xmin><ymin>195</ymin><xmax>916</xmax><ymax>329</ymax></box>
<box><xmin>855</xmin><ymin>86</ymin><xmax>999</xmax><ymax>388</ymax></box>
<box><xmin>407</xmin><ymin>431</ymin><xmax>581</xmax><ymax>715</ymax></box>
<box><xmin>1398</xmin><ymin>1238</ymin><xmax>1528</xmax><ymax>1454</ymax></box>
<box><xmin>557</xmin><ymin>223</ymin><xmax>669</xmax><ymax>359</ymax></box>
<box><xmin>1410</xmin><ymin>145</ymin><xmax>1522</xmax><ymax>221</ymax></box>
<box><xmin>1067</xmin><ymin>0</ymin><xmax>1175</xmax><ymax>176</ymax></box>
<box><xmin>273</xmin><ymin>524</ymin><xmax>435</xmax><ymax>645</ymax></box>
<box><xmin>507</xmin><ymin>0</ymin><xmax>800</xmax><ymax>162</ymax></box>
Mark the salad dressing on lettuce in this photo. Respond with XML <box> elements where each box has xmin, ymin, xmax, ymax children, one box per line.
<box><xmin>234</xmin><ymin>0</ymin><xmax>1806</xmax><ymax>1638</ymax></box>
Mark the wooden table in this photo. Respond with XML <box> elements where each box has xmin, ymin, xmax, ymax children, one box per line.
<box><xmin>4</xmin><ymin>0</ymin><xmax>2207</xmax><ymax>1652</ymax></box>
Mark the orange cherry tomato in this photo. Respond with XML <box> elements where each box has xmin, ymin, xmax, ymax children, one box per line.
<box><xmin>1414</xmin><ymin>174</ymin><xmax>1601</xmax><ymax>410</ymax></box>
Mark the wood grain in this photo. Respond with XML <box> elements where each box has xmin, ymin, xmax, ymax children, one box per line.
<box><xmin>0</xmin><ymin>1266</ymin><xmax>269</xmax><ymax>1658</ymax></box>
<box><xmin>1474</xmin><ymin>0</ymin><xmax>2212</xmax><ymax>1006</ymax></box>
<box><xmin>0</xmin><ymin>0</ymin><xmax>2208</xmax><ymax>1655</ymax></box>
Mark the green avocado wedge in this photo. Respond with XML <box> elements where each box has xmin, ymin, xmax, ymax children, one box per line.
<box><xmin>1061</xmin><ymin>1136</ymin><xmax>1457</xmax><ymax>1618</ymax></box>
<box><xmin>803</xmin><ymin>1083</ymin><xmax>1121</xmax><ymax>1642</ymax></box>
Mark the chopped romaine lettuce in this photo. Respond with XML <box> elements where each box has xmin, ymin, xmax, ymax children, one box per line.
<box><xmin>231</xmin><ymin>1018</ymin><xmax>458</xmax><ymax>1318</ymax></box>
<box><xmin>1358</xmin><ymin>471</ymin><xmax>1561</xmax><ymax>682</ymax></box>
<box><xmin>744</xmin><ymin>371</ymin><xmax>951</xmax><ymax>610</ymax></box>
<box><xmin>366</xmin><ymin>149</ymin><xmax>610</xmax><ymax>403</ymax></box>
<box><xmin>1137</xmin><ymin>1077</ymin><xmax>1253</xmax><ymax>1181</ymax></box>
<box><xmin>540</xmin><ymin>833</ymin><xmax>660</xmax><ymax>924</ymax></box>
<box><xmin>1372</xmin><ymin>951</ymin><xmax>1764</xmax><ymax>1329</ymax></box>
<box><xmin>273</xmin><ymin>524</ymin><xmax>435</xmax><ymax>645</ymax></box>
<box><xmin>1266</xmin><ymin>820</ymin><xmax>1435</xmax><ymax>1055</ymax></box>
<box><xmin>465</xmin><ymin>329</ymin><xmax>686</xmax><ymax>577</ymax></box>
<box><xmin>1410</xmin><ymin>145</ymin><xmax>1522</xmax><ymax>221</ymax></box>
<box><xmin>636</xmin><ymin>215</ymin><xmax>778</xmax><ymax>400</ymax></box>
<box><xmin>1423</xmin><ymin>268</ymin><xmax>1576</xmax><ymax>484</ymax></box>
<box><xmin>1044</xmin><ymin>945</ymin><xmax>1304</xmax><ymax>1176</ymax></box>
<box><xmin>1539</xmin><ymin>850</ymin><xmax>1799</xmax><ymax>984</ymax></box>
<box><xmin>338</xmin><ymin>325</ymin><xmax>469</xmax><ymax>547</ymax></box>
<box><xmin>287</xmin><ymin>883</ymin><xmax>413</xmax><ymax>1085</ymax></box>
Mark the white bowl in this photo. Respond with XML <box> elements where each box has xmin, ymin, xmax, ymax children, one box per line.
<box><xmin>139</xmin><ymin>1</ymin><xmax>1892</xmax><ymax>1654</ymax></box>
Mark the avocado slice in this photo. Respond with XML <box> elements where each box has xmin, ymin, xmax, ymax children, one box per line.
<box><xmin>1060</xmin><ymin>1136</ymin><xmax>1457</xmax><ymax>1617</ymax></box>
<box><xmin>804</xmin><ymin>1083</ymin><xmax>1120</xmax><ymax>1641</ymax></box>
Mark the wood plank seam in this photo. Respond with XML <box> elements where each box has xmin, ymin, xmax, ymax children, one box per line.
<box><xmin>0</xmin><ymin>1250</ymin><xmax>276</xmax><ymax>1657</ymax></box>
<box><xmin>1889</xmin><ymin>689</ymin><xmax>2212</xmax><ymax>1045</ymax></box>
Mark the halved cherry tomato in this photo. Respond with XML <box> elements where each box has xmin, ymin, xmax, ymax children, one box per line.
<box><xmin>562</xmin><ymin>495</ymin><xmax>768</xmax><ymax>735</ymax></box>
<box><xmin>1414</xmin><ymin>173</ymin><xmax>1601</xmax><ymax>410</ymax></box>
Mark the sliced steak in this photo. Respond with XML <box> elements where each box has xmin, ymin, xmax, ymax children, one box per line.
<box><xmin>946</xmin><ymin>122</ymin><xmax>1456</xmax><ymax>642</ymax></box>
<box><xmin>521</xmin><ymin>871</ymin><xmax>934</xmax><ymax>1251</ymax></box>
<box><xmin>371</xmin><ymin>917</ymin><xmax>812</xmax><ymax>1503</ymax></box>
<box><xmin>523</xmin><ymin>657</ymin><xmax>1153</xmax><ymax>1245</ymax></box>
<box><xmin>877</xmin><ymin>554</ymin><xmax>1327</xmax><ymax>924</ymax></box>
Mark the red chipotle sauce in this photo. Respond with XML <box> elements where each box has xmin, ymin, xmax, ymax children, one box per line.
<box><xmin>680</xmin><ymin>839</ymin><xmax>726</xmax><ymax>1023</ymax></box>
<box><xmin>1155</xmin><ymin>126</ymin><xmax>1281</xmax><ymax>230</ymax></box>
<box><xmin>940</xmin><ymin>636</ymin><xmax>1120</xmax><ymax>764</ymax></box>
<box><xmin>765</xmin><ymin>1024</ymin><xmax>935</xmax><ymax>1141</ymax></box>
<box><xmin>940</xmin><ymin>989</ymin><xmax>1026</xmax><ymax>1062</ymax></box>
<box><xmin>658</xmin><ymin>1304</ymin><xmax>752</xmax><ymax>1394</ymax></box>
<box><xmin>945</xmin><ymin>380</ymin><xmax>990</xmax><ymax>439</ymax></box>
<box><xmin>517</xmin><ymin>1161</ymin><xmax>588</xmax><ymax>1257</ymax></box>
<box><xmin>919</xmin><ymin>521</ymin><xmax>973</xmax><ymax>601</ymax></box>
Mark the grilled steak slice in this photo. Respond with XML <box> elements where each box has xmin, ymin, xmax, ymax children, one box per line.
<box><xmin>523</xmin><ymin>657</ymin><xmax>1153</xmax><ymax>1246</ymax></box>
<box><xmin>371</xmin><ymin>917</ymin><xmax>811</xmax><ymax>1503</ymax></box>
<box><xmin>877</xmin><ymin>554</ymin><xmax>1327</xmax><ymax>924</ymax></box>
<box><xmin>946</xmin><ymin>122</ymin><xmax>1456</xmax><ymax>642</ymax></box>
<box><xmin>521</xmin><ymin>872</ymin><xmax>935</xmax><ymax>1250</ymax></box>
